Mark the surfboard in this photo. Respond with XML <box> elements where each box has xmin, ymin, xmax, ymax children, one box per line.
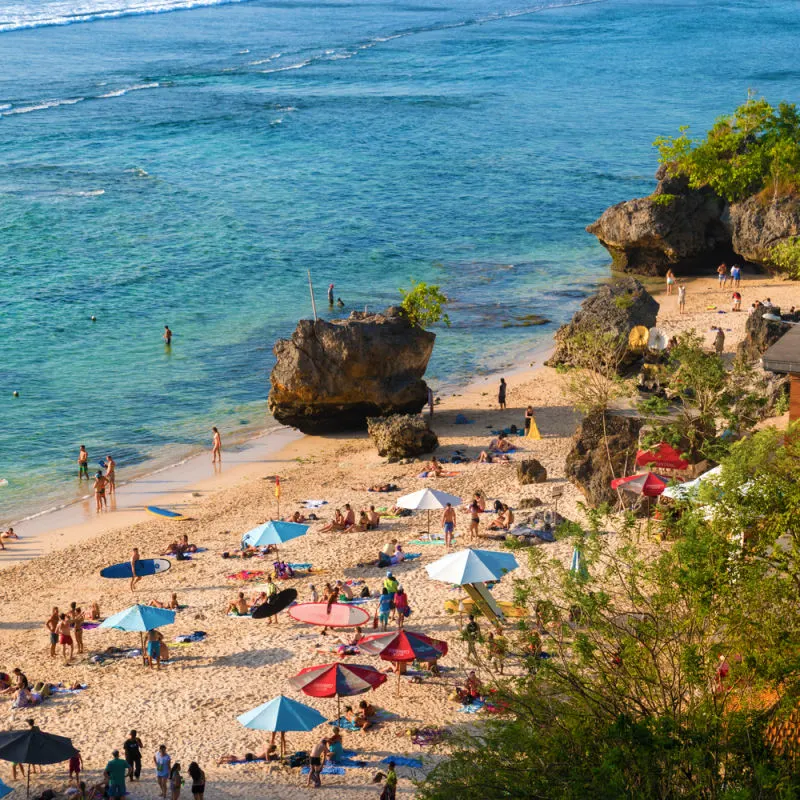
<box><xmin>444</xmin><ymin>598</ymin><xmax>527</xmax><ymax>618</ymax></box>
<box><xmin>100</xmin><ymin>558</ymin><xmax>172</xmax><ymax>579</ymax></box>
<box><xmin>146</xmin><ymin>506</ymin><xmax>186</xmax><ymax>521</ymax></box>
<box><xmin>252</xmin><ymin>588</ymin><xmax>298</xmax><ymax>619</ymax></box>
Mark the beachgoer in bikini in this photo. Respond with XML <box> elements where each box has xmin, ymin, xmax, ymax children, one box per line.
<box><xmin>130</xmin><ymin>547</ymin><xmax>142</xmax><ymax>592</ymax></box>
<box><xmin>211</xmin><ymin>427</ymin><xmax>222</xmax><ymax>464</ymax></box>
<box><xmin>105</xmin><ymin>455</ymin><xmax>116</xmax><ymax>493</ymax></box>
<box><xmin>78</xmin><ymin>445</ymin><xmax>89</xmax><ymax>480</ymax></box>
<box><xmin>665</xmin><ymin>268</ymin><xmax>676</xmax><ymax>295</ymax></box>
<box><xmin>94</xmin><ymin>472</ymin><xmax>108</xmax><ymax>512</ymax></box>
<box><xmin>468</xmin><ymin>500</ymin><xmax>480</xmax><ymax>541</ymax></box>
<box><xmin>57</xmin><ymin>613</ymin><xmax>74</xmax><ymax>663</ymax></box>
<box><xmin>320</xmin><ymin>509</ymin><xmax>345</xmax><ymax>532</ymax></box>
<box><xmin>90</xmin><ymin>601</ymin><xmax>101</xmax><ymax>621</ymax></box>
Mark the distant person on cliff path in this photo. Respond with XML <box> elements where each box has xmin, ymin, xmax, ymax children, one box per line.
<box><xmin>328</xmin><ymin>283</ymin><xmax>334</xmax><ymax>305</ymax></box>
<box><xmin>212</xmin><ymin>427</ymin><xmax>222</xmax><ymax>464</ymax></box>
<box><xmin>78</xmin><ymin>445</ymin><xmax>89</xmax><ymax>480</ymax></box>
<box><xmin>163</xmin><ymin>325</ymin><xmax>172</xmax><ymax>345</ymax></box>
<box><xmin>665</xmin><ymin>269</ymin><xmax>676</xmax><ymax>295</ymax></box>
<box><xmin>498</xmin><ymin>378</ymin><xmax>507</xmax><ymax>410</ymax></box>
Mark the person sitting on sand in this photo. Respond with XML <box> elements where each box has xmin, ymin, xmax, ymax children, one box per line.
<box><xmin>381</xmin><ymin>539</ymin><xmax>398</xmax><ymax>558</ymax></box>
<box><xmin>489</xmin><ymin>432</ymin><xmax>513</xmax><ymax>453</ymax></box>
<box><xmin>342</xmin><ymin>503</ymin><xmax>356</xmax><ymax>531</ymax></box>
<box><xmin>150</xmin><ymin>593</ymin><xmax>179</xmax><ymax>610</ymax></box>
<box><xmin>350</xmin><ymin>510</ymin><xmax>370</xmax><ymax>532</ymax></box>
<box><xmin>488</xmin><ymin>504</ymin><xmax>514</xmax><ymax>531</ymax></box>
<box><xmin>178</xmin><ymin>534</ymin><xmax>197</xmax><ymax>554</ymax></box>
<box><xmin>336</xmin><ymin>580</ymin><xmax>354</xmax><ymax>601</ymax></box>
<box><xmin>391</xmin><ymin>544</ymin><xmax>405</xmax><ymax>565</ymax></box>
<box><xmin>320</xmin><ymin>509</ymin><xmax>346</xmax><ymax>533</ymax></box>
<box><xmin>425</xmin><ymin>456</ymin><xmax>443</xmax><ymax>477</ymax></box>
<box><xmin>327</xmin><ymin>727</ymin><xmax>345</xmax><ymax>763</ymax></box>
<box><xmin>226</xmin><ymin>592</ymin><xmax>249</xmax><ymax>616</ymax></box>
<box><xmin>273</xmin><ymin>561</ymin><xmax>295</xmax><ymax>579</ymax></box>
<box><xmin>162</xmin><ymin>540</ymin><xmax>181</xmax><ymax>556</ymax></box>
<box><xmin>356</xmin><ymin>700</ymin><xmax>376</xmax><ymax>730</ymax></box>
<box><xmin>731</xmin><ymin>291</ymin><xmax>742</xmax><ymax>312</ymax></box>
<box><xmin>89</xmin><ymin>601</ymin><xmax>101</xmax><ymax>621</ymax></box>
<box><xmin>367</xmin><ymin>505</ymin><xmax>380</xmax><ymax>530</ymax></box>
<box><xmin>287</xmin><ymin>510</ymin><xmax>306</xmax><ymax>524</ymax></box>
<box><xmin>455</xmin><ymin>671</ymin><xmax>483</xmax><ymax>704</ymax></box>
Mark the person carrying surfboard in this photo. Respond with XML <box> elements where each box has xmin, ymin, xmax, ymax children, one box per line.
<box><xmin>130</xmin><ymin>548</ymin><xmax>142</xmax><ymax>592</ymax></box>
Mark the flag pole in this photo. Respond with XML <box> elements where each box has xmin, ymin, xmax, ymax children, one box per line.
<box><xmin>275</xmin><ymin>476</ymin><xmax>281</xmax><ymax>520</ymax></box>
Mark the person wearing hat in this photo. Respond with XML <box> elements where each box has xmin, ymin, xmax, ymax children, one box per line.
<box><xmin>383</xmin><ymin>572</ymin><xmax>398</xmax><ymax>595</ymax></box>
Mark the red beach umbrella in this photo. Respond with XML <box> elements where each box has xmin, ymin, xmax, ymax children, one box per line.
<box><xmin>288</xmin><ymin>602</ymin><xmax>370</xmax><ymax>628</ymax></box>
<box><xmin>635</xmin><ymin>442</ymin><xmax>689</xmax><ymax>471</ymax></box>
<box><xmin>289</xmin><ymin>662</ymin><xmax>387</xmax><ymax>718</ymax></box>
<box><xmin>358</xmin><ymin>630</ymin><xmax>448</xmax><ymax>662</ymax></box>
<box><xmin>610</xmin><ymin>473</ymin><xmax>669</xmax><ymax>497</ymax></box>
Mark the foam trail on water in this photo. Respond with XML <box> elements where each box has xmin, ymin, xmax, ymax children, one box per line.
<box><xmin>97</xmin><ymin>82</ymin><xmax>159</xmax><ymax>98</ymax></box>
<box><xmin>1</xmin><ymin>97</ymin><xmax>84</xmax><ymax>116</ymax></box>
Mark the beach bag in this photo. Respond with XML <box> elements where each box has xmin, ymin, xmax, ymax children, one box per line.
<box><xmin>287</xmin><ymin>751</ymin><xmax>308</xmax><ymax>768</ymax></box>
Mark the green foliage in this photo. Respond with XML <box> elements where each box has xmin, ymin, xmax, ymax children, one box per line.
<box><xmin>650</xmin><ymin>192</ymin><xmax>677</xmax><ymax>207</ymax></box>
<box><xmin>637</xmin><ymin>394</ymin><xmax>670</xmax><ymax>415</ymax></box>
<box><xmin>417</xmin><ymin>431</ymin><xmax>800</xmax><ymax>799</ymax></box>
<box><xmin>399</xmin><ymin>280</ymin><xmax>450</xmax><ymax>328</ymax></box>
<box><xmin>770</xmin><ymin>237</ymin><xmax>800</xmax><ymax>280</ymax></box>
<box><xmin>654</xmin><ymin>96</ymin><xmax>800</xmax><ymax>202</ymax></box>
<box><xmin>613</xmin><ymin>293</ymin><xmax>634</xmax><ymax>310</ymax></box>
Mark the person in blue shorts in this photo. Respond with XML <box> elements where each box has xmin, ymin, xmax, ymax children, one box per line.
<box><xmin>378</xmin><ymin>588</ymin><xmax>393</xmax><ymax>632</ymax></box>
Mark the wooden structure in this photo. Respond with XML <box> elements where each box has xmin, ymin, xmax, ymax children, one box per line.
<box><xmin>761</xmin><ymin>326</ymin><xmax>800</xmax><ymax>423</ymax></box>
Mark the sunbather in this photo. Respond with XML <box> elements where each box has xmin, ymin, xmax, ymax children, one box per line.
<box><xmin>287</xmin><ymin>511</ymin><xmax>307</xmax><ymax>523</ymax></box>
<box><xmin>487</xmin><ymin>504</ymin><xmax>513</xmax><ymax>531</ymax></box>
<box><xmin>320</xmin><ymin>509</ymin><xmax>346</xmax><ymax>532</ymax></box>
<box><xmin>424</xmin><ymin>456</ymin><xmax>443</xmax><ymax>477</ymax></box>
<box><xmin>226</xmin><ymin>593</ymin><xmax>249</xmax><ymax>616</ymax></box>
<box><xmin>478</xmin><ymin>450</ymin><xmax>510</xmax><ymax>463</ymax></box>
<box><xmin>150</xmin><ymin>593</ymin><xmax>180</xmax><ymax>610</ymax></box>
<box><xmin>216</xmin><ymin>747</ymin><xmax>274</xmax><ymax>765</ymax></box>
<box><xmin>489</xmin><ymin>432</ymin><xmax>513</xmax><ymax>452</ymax></box>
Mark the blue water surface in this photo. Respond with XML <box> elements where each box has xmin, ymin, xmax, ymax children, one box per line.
<box><xmin>1</xmin><ymin>0</ymin><xmax>799</xmax><ymax>519</ymax></box>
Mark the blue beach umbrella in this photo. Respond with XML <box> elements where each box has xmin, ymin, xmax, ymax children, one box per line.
<box><xmin>238</xmin><ymin>694</ymin><xmax>326</xmax><ymax>758</ymax></box>
<box><xmin>99</xmin><ymin>604</ymin><xmax>176</xmax><ymax>663</ymax></box>
<box><xmin>0</xmin><ymin>778</ymin><xmax>12</xmax><ymax>799</ymax></box>
<box><xmin>425</xmin><ymin>548</ymin><xmax>519</xmax><ymax>586</ymax></box>
<box><xmin>242</xmin><ymin>520</ymin><xmax>309</xmax><ymax>550</ymax></box>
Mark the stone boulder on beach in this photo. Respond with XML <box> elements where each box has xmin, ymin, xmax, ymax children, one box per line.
<box><xmin>366</xmin><ymin>414</ymin><xmax>438</xmax><ymax>460</ymax></box>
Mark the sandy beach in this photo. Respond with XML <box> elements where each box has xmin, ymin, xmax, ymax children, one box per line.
<box><xmin>1</xmin><ymin>271</ymin><xmax>797</xmax><ymax>799</ymax></box>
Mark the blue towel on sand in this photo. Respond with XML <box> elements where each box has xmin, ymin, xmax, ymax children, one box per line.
<box><xmin>223</xmin><ymin>758</ymin><xmax>266</xmax><ymax>766</ymax></box>
<box><xmin>301</xmin><ymin>764</ymin><xmax>346</xmax><ymax>775</ymax></box>
<box><xmin>382</xmin><ymin>756</ymin><xmax>423</xmax><ymax>768</ymax></box>
<box><xmin>457</xmin><ymin>699</ymin><xmax>486</xmax><ymax>714</ymax></box>
<box><xmin>454</xmin><ymin>414</ymin><xmax>474</xmax><ymax>424</ymax></box>
<box><xmin>404</xmin><ymin>553</ymin><xmax>421</xmax><ymax>561</ymax></box>
<box><xmin>289</xmin><ymin>562</ymin><xmax>313</xmax><ymax>570</ymax></box>
<box><xmin>329</xmin><ymin>717</ymin><xmax>360</xmax><ymax>731</ymax></box>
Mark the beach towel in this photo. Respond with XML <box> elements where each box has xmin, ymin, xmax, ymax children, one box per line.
<box><xmin>454</xmin><ymin>414</ymin><xmax>474</xmax><ymax>424</ymax></box>
<box><xmin>382</xmin><ymin>756</ymin><xmax>423</xmax><ymax>769</ymax></box>
<box><xmin>329</xmin><ymin>717</ymin><xmax>361</xmax><ymax>731</ymax></box>
<box><xmin>174</xmin><ymin>631</ymin><xmax>207</xmax><ymax>643</ymax></box>
<box><xmin>404</xmin><ymin>553</ymin><xmax>422</xmax><ymax>561</ymax></box>
<box><xmin>289</xmin><ymin>562</ymin><xmax>313</xmax><ymax>570</ymax></box>
<box><xmin>457</xmin><ymin>700</ymin><xmax>486</xmax><ymax>714</ymax></box>
<box><xmin>526</xmin><ymin>416</ymin><xmax>541</xmax><ymax>440</ymax></box>
<box><xmin>418</xmin><ymin>470</ymin><xmax>460</xmax><ymax>478</ymax></box>
<box><xmin>411</xmin><ymin>727</ymin><xmax>447</xmax><ymax>746</ymax></box>
<box><xmin>82</xmin><ymin>622</ymin><xmax>101</xmax><ymax>630</ymax></box>
<box><xmin>304</xmin><ymin>500</ymin><xmax>328</xmax><ymax>508</ymax></box>
<box><xmin>301</xmin><ymin>764</ymin><xmax>346</xmax><ymax>775</ymax></box>
<box><xmin>221</xmin><ymin>758</ymin><xmax>266</xmax><ymax>766</ymax></box>
<box><xmin>52</xmin><ymin>684</ymin><xmax>88</xmax><ymax>695</ymax></box>
<box><xmin>227</xmin><ymin>613</ymin><xmax>252</xmax><ymax>618</ymax></box>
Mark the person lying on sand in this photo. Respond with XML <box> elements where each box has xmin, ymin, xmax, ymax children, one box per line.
<box><xmin>287</xmin><ymin>510</ymin><xmax>307</xmax><ymax>523</ymax></box>
<box><xmin>320</xmin><ymin>509</ymin><xmax>346</xmax><ymax>532</ymax></box>
<box><xmin>425</xmin><ymin>457</ymin><xmax>443</xmax><ymax>477</ymax></box>
<box><xmin>150</xmin><ymin>593</ymin><xmax>180</xmax><ymax>610</ymax></box>
<box><xmin>216</xmin><ymin>747</ymin><xmax>274</xmax><ymax>765</ymax></box>
<box><xmin>478</xmin><ymin>451</ymin><xmax>510</xmax><ymax>463</ymax></box>
<box><xmin>226</xmin><ymin>592</ymin><xmax>249</xmax><ymax>616</ymax></box>
<box><xmin>368</xmin><ymin>483</ymin><xmax>398</xmax><ymax>492</ymax></box>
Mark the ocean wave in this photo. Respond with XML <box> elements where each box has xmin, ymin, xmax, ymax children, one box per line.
<box><xmin>259</xmin><ymin>60</ymin><xmax>311</xmax><ymax>74</ymax></box>
<box><xmin>0</xmin><ymin>103</ymin><xmax>10</xmax><ymax>111</ymax></box>
<box><xmin>0</xmin><ymin>97</ymin><xmax>84</xmax><ymax>116</ymax></box>
<box><xmin>97</xmin><ymin>81</ymin><xmax>159</xmax><ymax>98</ymax></box>
<box><xmin>248</xmin><ymin>52</ymin><xmax>282</xmax><ymax>66</ymax></box>
<box><xmin>0</xmin><ymin>0</ymin><xmax>254</xmax><ymax>33</ymax></box>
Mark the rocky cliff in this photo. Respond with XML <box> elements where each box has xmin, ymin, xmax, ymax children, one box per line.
<box><xmin>587</xmin><ymin>165</ymin><xmax>800</xmax><ymax>277</ymax></box>
<box><xmin>268</xmin><ymin>308</ymin><xmax>435</xmax><ymax>434</ymax></box>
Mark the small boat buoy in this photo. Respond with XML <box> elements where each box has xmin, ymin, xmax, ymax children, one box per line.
<box><xmin>12</xmin><ymin>391</ymin><xmax>19</xmax><ymax>397</ymax></box>
<box><xmin>90</xmin><ymin>315</ymin><xmax>96</xmax><ymax>322</ymax></box>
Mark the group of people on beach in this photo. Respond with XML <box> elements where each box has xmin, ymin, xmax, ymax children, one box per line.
<box><xmin>45</xmin><ymin>601</ymin><xmax>100</xmax><ymax>664</ymax></box>
<box><xmin>320</xmin><ymin>503</ymin><xmax>381</xmax><ymax>533</ymax></box>
<box><xmin>77</xmin><ymin>446</ymin><xmax>116</xmax><ymax>512</ymax></box>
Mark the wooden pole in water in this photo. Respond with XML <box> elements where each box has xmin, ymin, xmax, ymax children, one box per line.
<box><xmin>308</xmin><ymin>270</ymin><xmax>318</xmax><ymax>321</ymax></box>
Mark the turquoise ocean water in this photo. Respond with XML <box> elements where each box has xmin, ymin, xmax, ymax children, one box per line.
<box><xmin>1</xmin><ymin>0</ymin><xmax>799</xmax><ymax>522</ymax></box>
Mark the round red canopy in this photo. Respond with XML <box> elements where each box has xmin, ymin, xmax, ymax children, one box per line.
<box><xmin>358</xmin><ymin>630</ymin><xmax>448</xmax><ymax>662</ymax></box>
<box><xmin>610</xmin><ymin>472</ymin><xmax>669</xmax><ymax>497</ymax></box>
<box><xmin>636</xmin><ymin>442</ymin><xmax>689</xmax><ymax>471</ymax></box>
<box><xmin>289</xmin><ymin>662</ymin><xmax>387</xmax><ymax>698</ymax></box>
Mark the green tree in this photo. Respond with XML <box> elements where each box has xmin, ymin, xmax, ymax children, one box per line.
<box><xmin>417</xmin><ymin>430</ymin><xmax>800</xmax><ymax>799</ymax></box>
<box><xmin>399</xmin><ymin>280</ymin><xmax>450</xmax><ymax>328</ymax></box>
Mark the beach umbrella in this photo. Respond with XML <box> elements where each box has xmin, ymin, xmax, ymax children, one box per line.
<box><xmin>0</xmin><ymin>724</ymin><xmax>78</xmax><ymax>797</ymax></box>
<box><xmin>359</xmin><ymin>630</ymin><xmax>448</xmax><ymax>695</ymax></box>
<box><xmin>0</xmin><ymin>778</ymin><xmax>11</xmax><ymax>799</ymax></box>
<box><xmin>288</xmin><ymin>602</ymin><xmax>370</xmax><ymax>628</ymax></box>
<box><xmin>662</xmin><ymin>466</ymin><xmax>722</xmax><ymax>500</ymax></box>
<box><xmin>396</xmin><ymin>488</ymin><xmax>462</xmax><ymax>533</ymax></box>
<box><xmin>99</xmin><ymin>604</ymin><xmax>175</xmax><ymax>663</ymax></box>
<box><xmin>241</xmin><ymin>520</ymin><xmax>309</xmax><ymax>552</ymax></box>
<box><xmin>425</xmin><ymin>548</ymin><xmax>519</xmax><ymax>586</ymax></box>
<box><xmin>570</xmin><ymin>547</ymin><xmax>589</xmax><ymax>579</ymax></box>
<box><xmin>635</xmin><ymin>442</ymin><xmax>689</xmax><ymax>472</ymax></box>
<box><xmin>237</xmin><ymin>695</ymin><xmax>326</xmax><ymax>759</ymax></box>
<box><xmin>289</xmin><ymin>662</ymin><xmax>387</xmax><ymax>719</ymax></box>
<box><xmin>610</xmin><ymin>473</ymin><xmax>669</xmax><ymax>497</ymax></box>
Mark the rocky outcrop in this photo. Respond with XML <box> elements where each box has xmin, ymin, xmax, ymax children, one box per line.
<box><xmin>587</xmin><ymin>166</ymin><xmax>731</xmax><ymax>276</ymax></box>
<box><xmin>737</xmin><ymin>305</ymin><xmax>786</xmax><ymax>361</ymax></box>
<box><xmin>269</xmin><ymin>308</ymin><xmax>435</xmax><ymax>434</ymax></box>
<box><xmin>546</xmin><ymin>278</ymin><xmax>659</xmax><ymax>371</ymax></box>
<box><xmin>517</xmin><ymin>459</ymin><xmax>548</xmax><ymax>485</ymax></box>
<box><xmin>366</xmin><ymin>414</ymin><xmax>438</xmax><ymax>460</ymax></box>
<box><xmin>725</xmin><ymin>195</ymin><xmax>800</xmax><ymax>264</ymax></box>
<box><xmin>565</xmin><ymin>411</ymin><xmax>643</xmax><ymax>507</ymax></box>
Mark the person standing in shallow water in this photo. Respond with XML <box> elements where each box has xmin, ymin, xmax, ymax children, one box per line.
<box><xmin>327</xmin><ymin>283</ymin><xmax>334</xmax><ymax>305</ymax></box>
<box><xmin>211</xmin><ymin>427</ymin><xmax>221</xmax><ymax>464</ymax></box>
<box><xmin>77</xmin><ymin>445</ymin><xmax>89</xmax><ymax>480</ymax></box>
<box><xmin>498</xmin><ymin>378</ymin><xmax>507</xmax><ymax>410</ymax></box>
<box><xmin>163</xmin><ymin>325</ymin><xmax>172</xmax><ymax>345</ymax></box>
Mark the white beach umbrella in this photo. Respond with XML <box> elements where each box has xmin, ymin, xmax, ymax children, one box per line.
<box><xmin>425</xmin><ymin>547</ymin><xmax>519</xmax><ymax>586</ymax></box>
<box><xmin>396</xmin><ymin>488</ymin><xmax>462</xmax><ymax>534</ymax></box>
<box><xmin>662</xmin><ymin>466</ymin><xmax>722</xmax><ymax>500</ymax></box>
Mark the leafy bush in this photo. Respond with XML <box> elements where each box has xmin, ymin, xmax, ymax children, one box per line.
<box><xmin>770</xmin><ymin>236</ymin><xmax>800</xmax><ymax>279</ymax></box>
<box><xmin>399</xmin><ymin>280</ymin><xmax>450</xmax><ymax>328</ymax></box>
<box><xmin>650</xmin><ymin>192</ymin><xmax>677</xmax><ymax>207</ymax></box>
<box><xmin>613</xmin><ymin>293</ymin><xmax>634</xmax><ymax>310</ymax></box>
<box><xmin>654</xmin><ymin>96</ymin><xmax>800</xmax><ymax>203</ymax></box>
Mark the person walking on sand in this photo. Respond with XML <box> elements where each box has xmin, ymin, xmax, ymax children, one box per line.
<box><xmin>464</xmin><ymin>614</ymin><xmax>481</xmax><ymax>663</ymax></box>
<box><xmin>163</xmin><ymin>325</ymin><xmax>172</xmax><ymax>345</ymax></box>
<box><xmin>154</xmin><ymin>745</ymin><xmax>171</xmax><ymax>798</ymax></box>
<box><xmin>678</xmin><ymin>283</ymin><xmax>686</xmax><ymax>314</ymax></box>
<box><xmin>378</xmin><ymin>587</ymin><xmax>392</xmax><ymax>632</ymax></box>
<box><xmin>94</xmin><ymin>471</ymin><xmax>108</xmax><ymax>512</ymax></box>
<box><xmin>57</xmin><ymin>613</ymin><xmax>74</xmax><ymax>663</ymax></box>
<box><xmin>441</xmin><ymin>503</ymin><xmax>456</xmax><ymax>550</ymax></box>
<box><xmin>124</xmin><ymin>730</ymin><xmax>143</xmax><ymax>781</ymax></box>
<box><xmin>381</xmin><ymin>760</ymin><xmax>398</xmax><ymax>800</ymax></box>
<box><xmin>78</xmin><ymin>445</ymin><xmax>89</xmax><ymax>480</ymax></box>
<box><xmin>46</xmin><ymin>607</ymin><xmax>59</xmax><ymax>658</ymax></box>
<box><xmin>665</xmin><ymin>268</ymin><xmax>676</xmax><ymax>295</ymax></box>
<box><xmin>105</xmin><ymin>454</ymin><xmax>116</xmax><ymax>493</ymax></box>
<box><xmin>731</xmin><ymin>263</ymin><xmax>741</xmax><ymax>288</ymax></box>
<box><xmin>187</xmin><ymin>761</ymin><xmax>205</xmax><ymax>800</ymax></box>
<box><xmin>717</xmin><ymin>262</ymin><xmax>728</xmax><ymax>288</ymax></box>
<box><xmin>498</xmin><ymin>377</ymin><xmax>507</xmax><ymax>410</ymax></box>
<box><xmin>130</xmin><ymin>547</ymin><xmax>142</xmax><ymax>592</ymax></box>
<box><xmin>211</xmin><ymin>427</ymin><xmax>222</xmax><ymax>463</ymax></box>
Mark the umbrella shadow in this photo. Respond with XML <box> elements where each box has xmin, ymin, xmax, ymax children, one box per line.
<box><xmin>211</xmin><ymin>647</ymin><xmax>295</xmax><ymax>669</ymax></box>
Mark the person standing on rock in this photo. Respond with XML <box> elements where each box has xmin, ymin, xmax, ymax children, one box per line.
<box><xmin>498</xmin><ymin>377</ymin><xmax>507</xmax><ymax>410</ymax></box>
<box><xmin>678</xmin><ymin>283</ymin><xmax>686</xmax><ymax>315</ymax></box>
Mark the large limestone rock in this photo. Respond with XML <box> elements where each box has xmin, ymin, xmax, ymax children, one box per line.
<box><xmin>737</xmin><ymin>305</ymin><xmax>786</xmax><ymax>361</ymax></box>
<box><xmin>725</xmin><ymin>195</ymin><xmax>800</xmax><ymax>264</ymax></box>
<box><xmin>366</xmin><ymin>414</ymin><xmax>438</xmax><ymax>460</ymax></box>
<box><xmin>565</xmin><ymin>411</ymin><xmax>643</xmax><ymax>507</ymax></box>
<box><xmin>269</xmin><ymin>308</ymin><xmax>435</xmax><ymax>434</ymax></box>
<box><xmin>546</xmin><ymin>278</ymin><xmax>659</xmax><ymax>371</ymax></box>
<box><xmin>586</xmin><ymin>166</ymin><xmax>731</xmax><ymax>276</ymax></box>
<box><xmin>517</xmin><ymin>459</ymin><xmax>548</xmax><ymax>485</ymax></box>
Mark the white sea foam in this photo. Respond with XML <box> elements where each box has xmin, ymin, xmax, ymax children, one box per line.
<box><xmin>97</xmin><ymin>82</ymin><xmax>159</xmax><ymax>98</ymax></box>
<box><xmin>74</xmin><ymin>189</ymin><xmax>105</xmax><ymax>197</ymax></box>
<box><xmin>259</xmin><ymin>60</ymin><xmax>311</xmax><ymax>74</ymax></box>
<box><xmin>0</xmin><ymin>97</ymin><xmax>84</xmax><ymax>116</ymax></box>
<box><xmin>0</xmin><ymin>103</ymin><xmax>10</xmax><ymax>111</ymax></box>
<box><xmin>0</xmin><ymin>0</ymin><xmax>252</xmax><ymax>33</ymax></box>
